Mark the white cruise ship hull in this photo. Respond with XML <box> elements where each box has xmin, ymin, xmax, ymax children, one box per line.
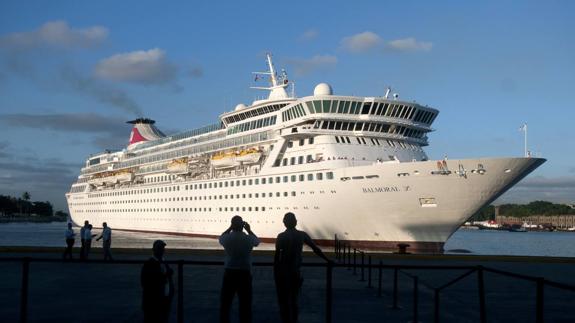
<box><xmin>67</xmin><ymin>157</ymin><xmax>544</xmax><ymax>253</ymax></box>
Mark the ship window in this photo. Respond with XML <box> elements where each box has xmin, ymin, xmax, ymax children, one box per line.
<box><xmin>328</xmin><ymin>100</ymin><xmax>337</xmax><ymax>113</ymax></box>
<box><xmin>282</xmin><ymin>158</ymin><xmax>287</xmax><ymax>166</ymax></box>
<box><xmin>327</xmin><ymin>172</ymin><xmax>334</xmax><ymax>180</ymax></box>
<box><xmin>335</xmin><ymin>136</ymin><xmax>340</xmax><ymax>143</ymax></box>
<box><xmin>242</xmin><ymin>194</ymin><xmax>246</xmax><ymax>198</ymax></box>
<box><xmin>313</xmin><ymin>100</ymin><xmax>322</xmax><ymax>113</ymax></box>
<box><xmin>299</xmin><ymin>139</ymin><xmax>305</xmax><ymax>146</ymax></box>
<box><xmin>355</xmin><ymin>122</ymin><xmax>364</xmax><ymax>131</ymax></box>
<box><xmin>317</xmin><ymin>173</ymin><xmax>323</xmax><ymax>180</ymax></box>
<box><xmin>291</xmin><ymin>175</ymin><xmax>296</xmax><ymax>182</ymax></box>
<box><xmin>298</xmin><ymin>156</ymin><xmax>304</xmax><ymax>164</ymax></box>
<box><xmin>284</xmin><ymin>192</ymin><xmax>288</xmax><ymax>197</ymax></box>
<box><xmin>306</xmin><ymin>101</ymin><xmax>315</xmax><ymax>114</ymax></box>
<box><xmin>299</xmin><ymin>174</ymin><xmax>305</xmax><ymax>181</ymax></box>
<box><xmin>255</xmin><ymin>179</ymin><xmax>259</xmax><ymax>185</ymax></box>
<box><xmin>361</xmin><ymin>102</ymin><xmax>371</xmax><ymax>114</ymax></box>
<box><xmin>321</xmin><ymin>121</ymin><xmax>328</xmax><ymax>129</ymax></box>
<box><xmin>290</xmin><ymin>157</ymin><xmax>296</xmax><ymax>165</ymax></box>
<box><xmin>287</xmin><ymin>141</ymin><xmax>293</xmax><ymax>148</ymax></box>
<box><xmin>276</xmin><ymin>176</ymin><xmax>281</xmax><ymax>183</ymax></box>
<box><xmin>283</xmin><ymin>176</ymin><xmax>288</xmax><ymax>183</ymax></box>
<box><xmin>248</xmin><ymin>179</ymin><xmax>253</xmax><ymax>185</ymax></box>
<box><xmin>322</xmin><ymin>100</ymin><xmax>331</xmax><ymax>113</ymax></box>
<box><xmin>309</xmin><ymin>137</ymin><xmax>314</xmax><ymax>144</ymax></box>
<box><xmin>276</xmin><ymin>192</ymin><xmax>280</xmax><ymax>197</ymax></box>
<box><xmin>306</xmin><ymin>155</ymin><xmax>313</xmax><ymax>162</ymax></box>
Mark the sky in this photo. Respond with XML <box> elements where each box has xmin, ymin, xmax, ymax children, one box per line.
<box><xmin>0</xmin><ymin>1</ymin><xmax>574</xmax><ymax>212</ymax></box>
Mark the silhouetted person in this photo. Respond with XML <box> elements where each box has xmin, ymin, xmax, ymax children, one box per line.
<box><xmin>141</xmin><ymin>240</ymin><xmax>174</xmax><ymax>323</ymax></box>
<box><xmin>274</xmin><ymin>212</ymin><xmax>330</xmax><ymax>323</ymax></box>
<box><xmin>63</xmin><ymin>222</ymin><xmax>75</xmax><ymax>260</ymax></box>
<box><xmin>96</xmin><ymin>222</ymin><xmax>113</xmax><ymax>261</ymax></box>
<box><xmin>79</xmin><ymin>220</ymin><xmax>89</xmax><ymax>260</ymax></box>
<box><xmin>83</xmin><ymin>224</ymin><xmax>96</xmax><ymax>259</ymax></box>
<box><xmin>219</xmin><ymin>215</ymin><xmax>260</xmax><ymax>323</ymax></box>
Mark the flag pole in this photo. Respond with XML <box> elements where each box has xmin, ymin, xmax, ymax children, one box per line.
<box><xmin>524</xmin><ymin>123</ymin><xmax>528</xmax><ymax>157</ymax></box>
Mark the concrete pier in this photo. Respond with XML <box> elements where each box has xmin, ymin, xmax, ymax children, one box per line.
<box><xmin>1</xmin><ymin>247</ymin><xmax>574</xmax><ymax>322</ymax></box>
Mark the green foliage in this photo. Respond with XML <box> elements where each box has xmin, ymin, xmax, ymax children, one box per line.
<box><xmin>498</xmin><ymin>200</ymin><xmax>575</xmax><ymax>218</ymax></box>
<box><xmin>469</xmin><ymin>205</ymin><xmax>495</xmax><ymax>221</ymax></box>
<box><xmin>0</xmin><ymin>194</ymin><xmax>56</xmax><ymax>217</ymax></box>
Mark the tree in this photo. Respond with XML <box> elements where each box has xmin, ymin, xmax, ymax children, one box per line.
<box><xmin>22</xmin><ymin>192</ymin><xmax>31</xmax><ymax>216</ymax></box>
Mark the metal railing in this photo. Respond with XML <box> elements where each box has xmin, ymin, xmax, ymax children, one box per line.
<box><xmin>334</xmin><ymin>235</ymin><xmax>575</xmax><ymax>323</ymax></box>
<box><xmin>2</xmin><ymin>236</ymin><xmax>575</xmax><ymax>323</ymax></box>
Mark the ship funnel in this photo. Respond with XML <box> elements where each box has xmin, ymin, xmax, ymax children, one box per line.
<box><xmin>127</xmin><ymin>118</ymin><xmax>166</xmax><ymax>150</ymax></box>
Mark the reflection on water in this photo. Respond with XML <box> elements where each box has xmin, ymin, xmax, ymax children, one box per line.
<box><xmin>0</xmin><ymin>222</ymin><xmax>574</xmax><ymax>257</ymax></box>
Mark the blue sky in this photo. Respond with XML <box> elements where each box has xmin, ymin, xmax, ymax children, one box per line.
<box><xmin>0</xmin><ymin>0</ymin><xmax>574</xmax><ymax>211</ymax></box>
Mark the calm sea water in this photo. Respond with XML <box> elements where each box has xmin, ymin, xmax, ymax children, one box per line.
<box><xmin>0</xmin><ymin>222</ymin><xmax>574</xmax><ymax>257</ymax></box>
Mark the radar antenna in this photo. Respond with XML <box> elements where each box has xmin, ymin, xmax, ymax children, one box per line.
<box><xmin>250</xmin><ymin>53</ymin><xmax>290</xmax><ymax>100</ymax></box>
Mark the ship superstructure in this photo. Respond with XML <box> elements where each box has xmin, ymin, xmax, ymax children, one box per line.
<box><xmin>66</xmin><ymin>54</ymin><xmax>545</xmax><ymax>252</ymax></box>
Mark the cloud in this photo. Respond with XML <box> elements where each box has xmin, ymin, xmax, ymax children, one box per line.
<box><xmin>94</xmin><ymin>48</ymin><xmax>178</xmax><ymax>85</ymax></box>
<box><xmin>286</xmin><ymin>55</ymin><xmax>338</xmax><ymax>76</ymax></box>
<box><xmin>299</xmin><ymin>29</ymin><xmax>319</xmax><ymax>42</ymax></box>
<box><xmin>340</xmin><ymin>31</ymin><xmax>382</xmax><ymax>53</ymax></box>
<box><xmin>497</xmin><ymin>176</ymin><xmax>575</xmax><ymax>204</ymax></box>
<box><xmin>60</xmin><ymin>66</ymin><xmax>143</xmax><ymax>116</ymax></box>
<box><xmin>0</xmin><ymin>113</ymin><xmax>126</xmax><ymax>135</ymax></box>
<box><xmin>0</xmin><ymin>20</ymin><xmax>108</xmax><ymax>51</ymax></box>
<box><xmin>385</xmin><ymin>37</ymin><xmax>432</xmax><ymax>52</ymax></box>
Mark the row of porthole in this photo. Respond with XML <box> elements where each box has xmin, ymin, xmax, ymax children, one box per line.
<box><xmin>72</xmin><ymin>190</ymin><xmax>336</xmax><ymax>207</ymax></box>
<box><xmin>84</xmin><ymin>172</ymin><xmax>336</xmax><ymax>199</ymax></box>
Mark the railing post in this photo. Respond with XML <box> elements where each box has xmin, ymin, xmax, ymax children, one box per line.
<box><xmin>390</xmin><ymin>267</ymin><xmax>400</xmax><ymax>309</ymax></box>
<box><xmin>325</xmin><ymin>261</ymin><xmax>333</xmax><ymax>323</ymax></box>
<box><xmin>412</xmin><ymin>276</ymin><xmax>419</xmax><ymax>323</ymax></box>
<box><xmin>536</xmin><ymin>277</ymin><xmax>544</xmax><ymax>323</ymax></box>
<box><xmin>353</xmin><ymin>249</ymin><xmax>357</xmax><ymax>275</ymax></box>
<box><xmin>20</xmin><ymin>257</ymin><xmax>30</xmax><ymax>323</ymax></box>
<box><xmin>377</xmin><ymin>261</ymin><xmax>382</xmax><ymax>297</ymax></box>
<box><xmin>334</xmin><ymin>234</ymin><xmax>338</xmax><ymax>261</ymax></box>
<box><xmin>434</xmin><ymin>289</ymin><xmax>440</xmax><ymax>323</ymax></box>
<box><xmin>360</xmin><ymin>252</ymin><xmax>365</xmax><ymax>282</ymax></box>
<box><xmin>177</xmin><ymin>260</ymin><xmax>184</xmax><ymax>323</ymax></box>
<box><xmin>347</xmin><ymin>245</ymin><xmax>351</xmax><ymax>269</ymax></box>
<box><xmin>477</xmin><ymin>266</ymin><xmax>486</xmax><ymax>323</ymax></box>
<box><xmin>367</xmin><ymin>256</ymin><xmax>372</xmax><ymax>288</ymax></box>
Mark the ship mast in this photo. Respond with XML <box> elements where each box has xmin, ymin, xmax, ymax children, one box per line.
<box><xmin>251</xmin><ymin>53</ymin><xmax>290</xmax><ymax>101</ymax></box>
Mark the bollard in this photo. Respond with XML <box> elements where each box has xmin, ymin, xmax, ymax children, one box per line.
<box><xmin>377</xmin><ymin>261</ymin><xmax>383</xmax><ymax>297</ymax></box>
<box><xmin>536</xmin><ymin>278</ymin><xmax>544</xmax><ymax>323</ymax></box>
<box><xmin>477</xmin><ymin>266</ymin><xmax>486</xmax><ymax>323</ymax></box>
<box><xmin>367</xmin><ymin>256</ymin><xmax>372</xmax><ymax>288</ymax></box>
<box><xmin>20</xmin><ymin>257</ymin><xmax>30</xmax><ymax>323</ymax></box>
<box><xmin>434</xmin><ymin>289</ymin><xmax>440</xmax><ymax>323</ymax></box>
<box><xmin>360</xmin><ymin>252</ymin><xmax>365</xmax><ymax>282</ymax></box>
<box><xmin>177</xmin><ymin>260</ymin><xmax>184</xmax><ymax>323</ymax></box>
<box><xmin>326</xmin><ymin>261</ymin><xmax>333</xmax><ymax>323</ymax></box>
<box><xmin>353</xmin><ymin>249</ymin><xmax>357</xmax><ymax>275</ymax></box>
<box><xmin>412</xmin><ymin>276</ymin><xmax>419</xmax><ymax>323</ymax></box>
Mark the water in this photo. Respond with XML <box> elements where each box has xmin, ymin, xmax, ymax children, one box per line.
<box><xmin>0</xmin><ymin>223</ymin><xmax>574</xmax><ymax>257</ymax></box>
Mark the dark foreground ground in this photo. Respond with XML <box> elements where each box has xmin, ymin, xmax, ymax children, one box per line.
<box><xmin>0</xmin><ymin>247</ymin><xmax>574</xmax><ymax>323</ymax></box>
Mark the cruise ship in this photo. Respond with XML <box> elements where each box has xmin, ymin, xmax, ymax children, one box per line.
<box><xmin>66</xmin><ymin>54</ymin><xmax>545</xmax><ymax>252</ymax></box>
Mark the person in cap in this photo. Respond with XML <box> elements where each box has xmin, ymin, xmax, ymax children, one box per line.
<box><xmin>274</xmin><ymin>212</ymin><xmax>331</xmax><ymax>323</ymax></box>
<box><xmin>141</xmin><ymin>240</ymin><xmax>174</xmax><ymax>323</ymax></box>
<box><xmin>63</xmin><ymin>222</ymin><xmax>75</xmax><ymax>260</ymax></box>
<box><xmin>219</xmin><ymin>215</ymin><xmax>260</xmax><ymax>323</ymax></box>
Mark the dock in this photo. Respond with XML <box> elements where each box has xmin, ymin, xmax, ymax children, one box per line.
<box><xmin>1</xmin><ymin>247</ymin><xmax>574</xmax><ymax>322</ymax></box>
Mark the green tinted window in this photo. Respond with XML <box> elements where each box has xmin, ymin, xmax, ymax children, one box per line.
<box><xmin>313</xmin><ymin>100</ymin><xmax>322</xmax><ymax>113</ymax></box>
<box><xmin>306</xmin><ymin>101</ymin><xmax>315</xmax><ymax>114</ymax></box>
<box><xmin>331</xmin><ymin>100</ymin><xmax>339</xmax><ymax>113</ymax></box>
<box><xmin>343</xmin><ymin>101</ymin><xmax>350</xmax><ymax>113</ymax></box>
<box><xmin>323</xmin><ymin>100</ymin><xmax>331</xmax><ymax>113</ymax></box>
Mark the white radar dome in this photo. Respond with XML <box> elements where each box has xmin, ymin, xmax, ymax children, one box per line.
<box><xmin>314</xmin><ymin>83</ymin><xmax>333</xmax><ymax>96</ymax></box>
<box><xmin>234</xmin><ymin>103</ymin><xmax>247</xmax><ymax>111</ymax></box>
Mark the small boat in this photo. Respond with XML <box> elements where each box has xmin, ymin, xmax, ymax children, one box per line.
<box><xmin>167</xmin><ymin>157</ymin><xmax>189</xmax><ymax>174</ymax></box>
<box><xmin>235</xmin><ymin>148</ymin><xmax>262</xmax><ymax>164</ymax></box>
<box><xmin>509</xmin><ymin>224</ymin><xmax>527</xmax><ymax>232</ymax></box>
<box><xmin>211</xmin><ymin>152</ymin><xmax>238</xmax><ymax>168</ymax></box>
